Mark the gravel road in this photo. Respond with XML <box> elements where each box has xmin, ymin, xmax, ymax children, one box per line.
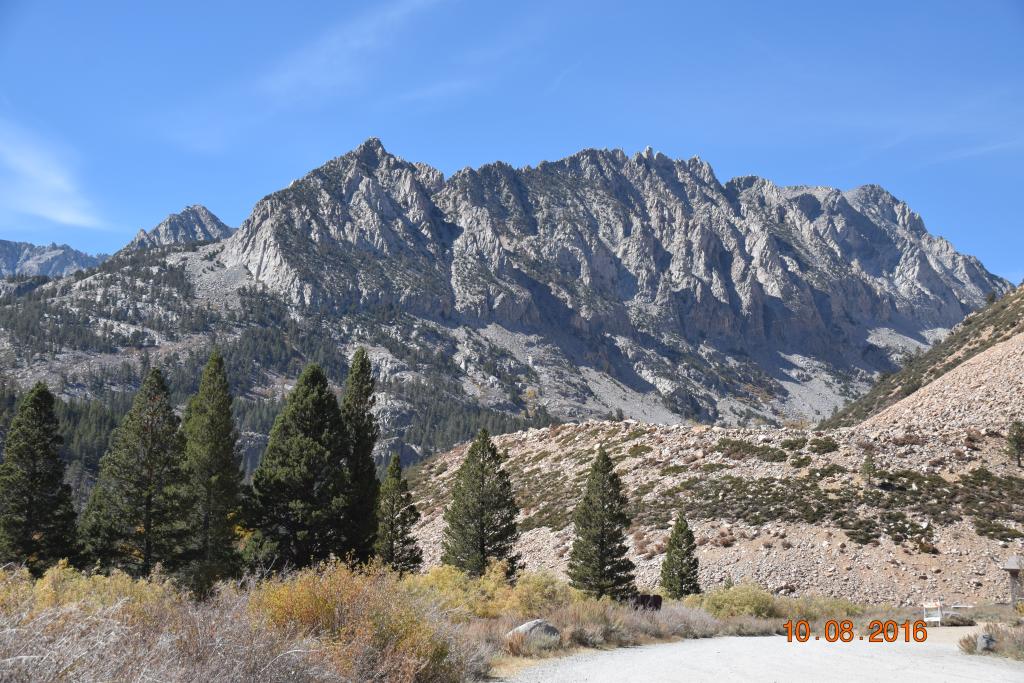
<box><xmin>503</xmin><ymin>634</ymin><xmax>1024</xmax><ymax>682</ymax></box>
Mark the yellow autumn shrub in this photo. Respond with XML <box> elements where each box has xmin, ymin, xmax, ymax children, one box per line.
<box><xmin>504</xmin><ymin>570</ymin><xmax>579</xmax><ymax>617</ymax></box>
<box><xmin>0</xmin><ymin>565</ymin><xmax>34</xmax><ymax>614</ymax></box>
<box><xmin>250</xmin><ymin>560</ymin><xmax>482</xmax><ymax>682</ymax></box>
<box><xmin>685</xmin><ymin>584</ymin><xmax>776</xmax><ymax>618</ymax></box>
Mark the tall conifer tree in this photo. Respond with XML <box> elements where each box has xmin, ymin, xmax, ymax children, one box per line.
<box><xmin>660</xmin><ymin>512</ymin><xmax>700</xmax><ymax>598</ymax></box>
<box><xmin>441</xmin><ymin>429</ymin><xmax>520</xmax><ymax>578</ymax></box>
<box><xmin>182</xmin><ymin>349</ymin><xmax>242</xmax><ymax>592</ymax></box>
<box><xmin>0</xmin><ymin>383</ymin><xmax>77</xmax><ymax>575</ymax></box>
<box><xmin>1008</xmin><ymin>420</ymin><xmax>1024</xmax><ymax>468</ymax></box>
<box><xmin>248</xmin><ymin>364</ymin><xmax>349</xmax><ymax>568</ymax></box>
<box><xmin>374</xmin><ymin>453</ymin><xmax>422</xmax><ymax>575</ymax></box>
<box><xmin>79</xmin><ymin>369</ymin><xmax>191</xmax><ymax>575</ymax></box>
<box><xmin>340</xmin><ymin>347</ymin><xmax>380</xmax><ymax>563</ymax></box>
<box><xmin>568</xmin><ymin>447</ymin><xmax>635</xmax><ymax>600</ymax></box>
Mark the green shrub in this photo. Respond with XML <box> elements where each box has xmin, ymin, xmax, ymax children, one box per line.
<box><xmin>686</xmin><ymin>585</ymin><xmax>775</xmax><ymax>618</ymax></box>
<box><xmin>627</xmin><ymin>443</ymin><xmax>653</xmax><ymax>458</ymax></box>
<box><xmin>684</xmin><ymin>585</ymin><xmax>862</xmax><ymax>621</ymax></box>
<box><xmin>772</xmin><ymin>594</ymin><xmax>863</xmax><ymax>620</ymax></box>
<box><xmin>807</xmin><ymin>464</ymin><xmax>846</xmax><ymax>480</ymax></box>
<box><xmin>714</xmin><ymin>439</ymin><xmax>787</xmax><ymax>463</ymax></box>
<box><xmin>781</xmin><ymin>436</ymin><xmax>807</xmax><ymax>451</ymax></box>
<box><xmin>808</xmin><ymin>436</ymin><xmax>839</xmax><ymax>454</ymax></box>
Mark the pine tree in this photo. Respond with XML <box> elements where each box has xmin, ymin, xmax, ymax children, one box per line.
<box><xmin>374</xmin><ymin>453</ymin><xmax>422</xmax><ymax>575</ymax></box>
<box><xmin>660</xmin><ymin>512</ymin><xmax>700</xmax><ymax>598</ymax></box>
<box><xmin>860</xmin><ymin>450</ymin><xmax>877</xmax><ymax>485</ymax></box>
<box><xmin>79</xmin><ymin>369</ymin><xmax>191</xmax><ymax>575</ymax></box>
<box><xmin>0</xmin><ymin>383</ymin><xmax>77</xmax><ymax>575</ymax></box>
<box><xmin>567</xmin><ymin>447</ymin><xmax>635</xmax><ymax>600</ymax></box>
<box><xmin>1008</xmin><ymin>420</ymin><xmax>1024</xmax><ymax>468</ymax></box>
<box><xmin>340</xmin><ymin>347</ymin><xmax>380</xmax><ymax>563</ymax></box>
<box><xmin>441</xmin><ymin>429</ymin><xmax>520</xmax><ymax>578</ymax></box>
<box><xmin>182</xmin><ymin>349</ymin><xmax>243</xmax><ymax>593</ymax></box>
<box><xmin>248</xmin><ymin>364</ymin><xmax>349</xmax><ymax>568</ymax></box>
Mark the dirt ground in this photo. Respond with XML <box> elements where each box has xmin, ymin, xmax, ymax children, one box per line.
<box><xmin>502</xmin><ymin>628</ymin><xmax>1023</xmax><ymax>682</ymax></box>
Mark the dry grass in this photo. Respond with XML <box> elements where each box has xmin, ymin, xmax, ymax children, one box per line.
<box><xmin>403</xmin><ymin>564</ymin><xmax>778</xmax><ymax>659</ymax></box>
<box><xmin>459</xmin><ymin>599</ymin><xmax>775</xmax><ymax>658</ymax></box>
<box><xmin>0</xmin><ymin>564</ymin><xmax>338</xmax><ymax>682</ymax></box>
<box><xmin>959</xmin><ymin>623</ymin><xmax>1024</xmax><ymax>661</ymax></box>
<box><xmin>250</xmin><ymin>561</ymin><xmax>490</xmax><ymax>682</ymax></box>
<box><xmin>0</xmin><ymin>563</ymin><xmax>876</xmax><ymax>681</ymax></box>
<box><xmin>0</xmin><ymin>561</ymin><xmax>488</xmax><ymax>683</ymax></box>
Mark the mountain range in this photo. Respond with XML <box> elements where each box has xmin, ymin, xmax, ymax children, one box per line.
<box><xmin>0</xmin><ymin>240</ymin><xmax>105</xmax><ymax>278</ymax></box>
<box><xmin>0</xmin><ymin>139</ymin><xmax>1009</xmax><ymax>467</ymax></box>
<box><xmin>0</xmin><ymin>203</ymin><xmax>232</xmax><ymax>280</ymax></box>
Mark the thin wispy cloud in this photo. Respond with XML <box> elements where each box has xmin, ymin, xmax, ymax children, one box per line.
<box><xmin>0</xmin><ymin>119</ymin><xmax>103</xmax><ymax>229</ymax></box>
<box><xmin>545</xmin><ymin>61</ymin><xmax>582</xmax><ymax>94</ymax></box>
<box><xmin>391</xmin><ymin>77</ymin><xmax>479</xmax><ymax>105</ymax></box>
<box><xmin>258</xmin><ymin>0</ymin><xmax>443</xmax><ymax>102</ymax></box>
<box><xmin>930</xmin><ymin>137</ymin><xmax>1024</xmax><ymax>164</ymax></box>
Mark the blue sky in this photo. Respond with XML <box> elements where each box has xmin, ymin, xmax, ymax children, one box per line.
<box><xmin>0</xmin><ymin>1</ymin><xmax>1021</xmax><ymax>280</ymax></box>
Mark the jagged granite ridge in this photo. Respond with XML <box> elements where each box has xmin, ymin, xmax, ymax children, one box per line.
<box><xmin>123</xmin><ymin>205</ymin><xmax>233</xmax><ymax>252</ymax></box>
<box><xmin>219</xmin><ymin>139</ymin><xmax>1008</xmax><ymax>422</ymax></box>
<box><xmin>0</xmin><ymin>239</ymin><xmax>103</xmax><ymax>278</ymax></box>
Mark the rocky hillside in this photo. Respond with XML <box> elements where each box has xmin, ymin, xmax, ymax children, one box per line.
<box><xmin>411</xmin><ymin>318</ymin><xmax>1024</xmax><ymax>604</ymax></box>
<box><xmin>824</xmin><ymin>285</ymin><xmax>1024</xmax><ymax>428</ymax></box>
<box><xmin>857</xmin><ymin>328</ymin><xmax>1024</xmax><ymax>435</ymax></box>
<box><xmin>122</xmin><ymin>205</ymin><xmax>232</xmax><ymax>252</ymax></box>
<box><xmin>0</xmin><ymin>239</ymin><xmax>103</xmax><ymax>278</ymax></box>
<box><xmin>410</xmin><ymin>416</ymin><xmax>1023</xmax><ymax>605</ymax></box>
<box><xmin>0</xmin><ymin>140</ymin><xmax>1009</xmax><ymax>473</ymax></box>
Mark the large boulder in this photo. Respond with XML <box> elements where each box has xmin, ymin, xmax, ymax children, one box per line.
<box><xmin>975</xmin><ymin>633</ymin><xmax>996</xmax><ymax>653</ymax></box>
<box><xmin>505</xmin><ymin>619</ymin><xmax>561</xmax><ymax>650</ymax></box>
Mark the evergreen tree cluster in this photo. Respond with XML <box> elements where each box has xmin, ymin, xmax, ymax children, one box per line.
<box><xmin>438</xmin><ymin>435</ymin><xmax>701</xmax><ymax>602</ymax></box>
<box><xmin>79</xmin><ymin>369</ymin><xmax>191</xmax><ymax>576</ymax></box>
<box><xmin>0</xmin><ymin>346</ymin><xmax>408</xmax><ymax>593</ymax></box>
<box><xmin>0</xmin><ymin>345</ymin><xmax>701</xmax><ymax>605</ymax></box>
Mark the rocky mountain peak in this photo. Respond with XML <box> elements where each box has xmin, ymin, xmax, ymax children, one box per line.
<box><xmin>352</xmin><ymin>136</ymin><xmax>388</xmax><ymax>164</ymax></box>
<box><xmin>222</xmin><ymin>139</ymin><xmax>456</xmax><ymax>309</ymax></box>
<box><xmin>212</xmin><ymin>140</ymin><xmax>1008</xmax><ymax>424</ymax></box>
<box><xmin>122</xmin><ymin>204</ymin><xmax>232</xmax><ymax>252</ymax></box>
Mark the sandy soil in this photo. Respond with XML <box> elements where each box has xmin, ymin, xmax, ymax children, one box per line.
<box><xmin>502</xmin><ymin>631</ymin><xmax>1023</xmax><ymax>682</ymax></box>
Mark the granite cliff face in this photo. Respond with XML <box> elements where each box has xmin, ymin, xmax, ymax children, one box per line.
<box><xmin>0</xmin><ymin>139</ymin><xmax>1009</xmax><ymax>465</ymax></box>
<box><xmin>219</xmin><ymin>139</ymin><xmax>1007</xmax><ymax>423</ymax></box>
<box><xmin>123</xmin><ymin>205</ymin><xmax>232</xmax><ymax>252</ymax></box>
<box><xmin>0</xmin><ymin>239</ymin><xmax>103</xmax><ymax>278</ymax></box>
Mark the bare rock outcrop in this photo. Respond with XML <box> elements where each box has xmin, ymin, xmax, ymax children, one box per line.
<box><xmin>0</xmin><ymin>239</ymin><xmax>103</xmax><ymax>278</ymax></box>
<box><xmin>123</xmin><ymin>205</ymin><xmax>232</xmax><ymax>252</ymax></box>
